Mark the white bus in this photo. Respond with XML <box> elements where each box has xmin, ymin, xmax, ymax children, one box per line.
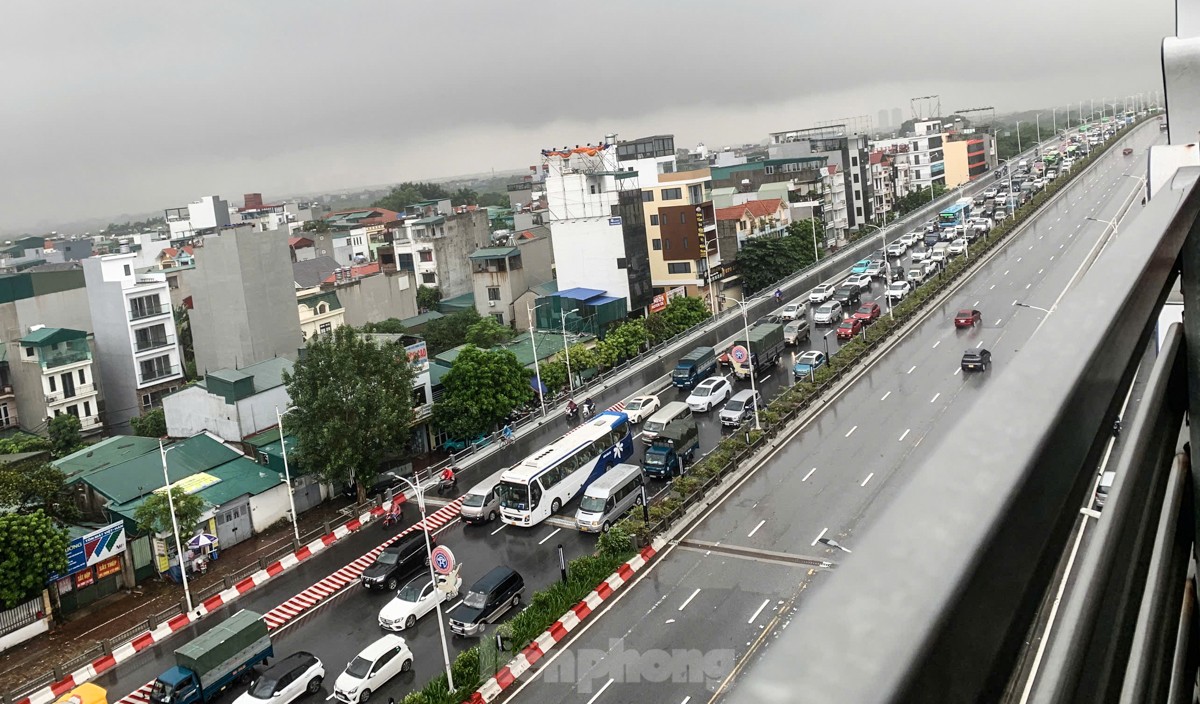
<box><xmin>497</xmin><ymin>411</ymin><xmax>633</xmax><ymax>527</ymax></box>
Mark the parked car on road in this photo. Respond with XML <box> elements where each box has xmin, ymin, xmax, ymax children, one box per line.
<box><xmin>852</xmin><ymin>302</ymin><xmax>881</xmax><ymax>324</ymax></box>
<box><xmin>686</xmin><ymin>376</ymin><xmax>732</xmax><ymax>412</ymax></box>
<box><xmin>792</xmin><ymin>350</ymin><xmax>827</xmax><ymax>378</ymax></box>
<box><xmin>333</xmin><ymin>635</ymin><xmax>412</xmax><ymax>704</ymax></box>
<box><xmin>813</xmin><ymin>301</ymin><xmax>843</xmax><ymax>325</ymax></box>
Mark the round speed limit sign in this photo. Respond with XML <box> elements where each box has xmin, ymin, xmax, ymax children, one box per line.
<box><xmin>430</xmin><ymin>545</ymin><xmax>456</xmax><ymax>575</ymax></box>
<box><xmin>730</xmin><ymin>345</ymin><xmax>750</xmax><ymax>365</ymax></box>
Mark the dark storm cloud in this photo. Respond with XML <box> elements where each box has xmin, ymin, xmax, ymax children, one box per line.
<box><xmin>0</xmin><ymin>0</ymin><xmax>1172</xmax><ymax>230</ymax></box>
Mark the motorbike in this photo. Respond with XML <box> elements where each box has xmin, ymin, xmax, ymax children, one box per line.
<box><xmin>437</xmin><ymin>476</ymin><xmax>458</xmax><ymax>496</ymax></box>
<box><xmin>382</xmin><ymin>507</ymin><xmax>402</xmax><ymax>530</ymax></box>
<box><xmin>565</xmin><ymin>404</ymin><xmax>579</xmax><ymax>421</ymax></box>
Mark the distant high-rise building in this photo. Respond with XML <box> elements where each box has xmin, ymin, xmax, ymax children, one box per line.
<box><xmin>878</xmin><ymin>110</ymin><xmax>890</xmax><ymax>130</ymax></box>
<box><xmin>891</xmin><ymin>108</ymin><xmax>903</xmax><ymax>130</ymax></box>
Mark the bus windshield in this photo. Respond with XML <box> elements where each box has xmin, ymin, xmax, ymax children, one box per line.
<box><xmin>497</xmin><ymin>481</ymin><xmax>530</xmax><ymax>510</ymax></box>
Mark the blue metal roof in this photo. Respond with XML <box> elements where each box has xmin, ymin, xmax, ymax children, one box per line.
<box><xmin>555</xmin><ymin>287</ymin><xmax>605</xmax><ymax>300</ymax></box>
<box><xmin>587</xmin><ymin>295</ymin><xmax>622</xmax><ymax>306</ymax></box>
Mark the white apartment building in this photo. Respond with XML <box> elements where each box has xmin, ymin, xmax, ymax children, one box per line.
<box><xmin>14</xmin><ymin>326</ymin><xmax>102</xmax><ymax>435</ymax></box>
<box><xmin>164</xmin><ymin>195</ymin><xmax>232</xmax><ymax>241</ymax></box>
<box><xmin>83</xmin><ymin>253</ymin><xmax>184</xmax><ymax>431</ymax></box>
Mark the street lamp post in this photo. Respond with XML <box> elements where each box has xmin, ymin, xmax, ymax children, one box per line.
<box><xmin>275</xmin><ymin>406</ymin><xmax>302</xmax><ymax>544</ymax></box>
<box><xmin>525</xmin><ymin>302</ymin><xmax>548</xmax><ymax>417</ymax></box>
<box><xmin>386</xmin><ymin>473</ymin><xmax>456</xmax><ymax>692</ymax></box>
<box><xmin>159</xmin><ymin>440</ymin><xmax>193</xmax><ymax>612</ymax></box>
<box><xmin>823</xmin><ymin>330</ymin><xmax>833</xmax><ymax>360</ymax></box>
<box><xmin>864</xmin><ymin>223</ymin><xmax>893</xmax><ymax>319</ymax></box>
<box><xmin>718</xmin><ymin>294</ymin><xmax>761</xmax><ymax>430</ymax></box>
<box><xmin>1015</xmin><ymin>302</ymin><xmax>1052</xmax><ymax>314</ymax></box>
<box><xmin>1036</xmin><ymin>113</ymin><xmax>1041</xmax><ymax>143</ymax></box>
<box><xmin>560</xmin><ymin>307</ymin><xmax>577</xmax><ymax>392</ymax></box>
<box><xmin>1086</xmin><ymin>216</ymin><xmax>1118</xmax><ymax>237</ymax></box>
<box><xmin>1052</xmin><ymin>107</ymin><xmax>1058</xmax><ymax>135</ymax></box>
<box><xmin>1015</xmin><ymin>120</ymin><xmax>1023</xmax><ymax>154</ymax></box>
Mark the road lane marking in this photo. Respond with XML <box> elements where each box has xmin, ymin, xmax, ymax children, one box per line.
<box><xmin>899</xmin><ymin>428</ymin><xmax>911</xmax><ymax>442</ymax></box>
<box><xmin>1039</xmin><ymin>268</ymin><xmax>1044</xmax><ymax>274</ymax></box>
<box><xmin>681</xmin><ymin>698</ymin><xmax>692</xmax><ymax>704</ymax></box>
<box><xmin>973</xmin><ymin>301</ymin><xmax>979</xmax><ymax>306</ymax></box>
<box><xmin>538</xmin><ymin>527</ymin><xmax>561</xmax><ymax>545</ymax></box>
<box><xmin>1060</xmin><ymin>243</ymin><xmax>1065</xmax><ymax>249</ymax></box>
<box><xmin>491</xmin><ymin>524</ymin><xmax>506</xmax><ymax>535</ymax></box>
<box><xmin>1026</xmin><ymin>283</ymin><xmax>1032</xmax><ymax>289</ymax></box>
<box><xmin>1017</xmin><ymin>257</ymin><xmax>1022</xmax><ymax>262</ymax></box>
<box><xmin>679</xmin><ymin>588</ymin><xmax>701</xmax><ymax>611</ymax></box>
<box><xmin>977</xmin><ymin>341</ymin><xmax>984</xmax><ymax>348</ymax></box>
<box><xmin>907</xmin><ymin>365</ymin><xmax>916</xmax><ymax>374</ymax></box>
<box><xmin>812</xmin><ymin>527</ymin><xmax>828</xmax><ymax>546</ymax></box>
<box><xmin>931</xmin><ymin>392</ymin><xmax>941</xmax><ymax>403</ymax></box>
<box><xmin>747</xmin><ymin>520</ymin><xmax>766</xmax><ymax>538</ymax></box>
<box><xmin>585</xmin><ymin>678</ymin><xmax>614</xmax><ymax>704</ymax></box>
<box><xmin>990</xmin><ymin>284</ymin><xmax>995</xmax><ymax>290</ymax></box>
<box><xmin>1005</xmin><ymin>270</ymin><xmax>1010</xmax><ymax>276</ymax></box>
<box><xmin>954</xmin><ymin>367</ymin><xmax>962</xmax><ymax>375</ymax></box>
<box><xmin>803</xmin><ymin>467</ymin><xmax>817</xmax><ymax>481</ymax></box>
<box><xmin>845</xmin><ymin>425</ymin><xmax>858</xmax><ymax>437</ymax></box>
<box><xmin>995</xmin><ymin>317</ymin><xmax>1003</xmax><ymax>324</ymax></box>
<box><xmin>1050</xmin><ymin>255</ymin><xmax>1055</xmax><ymax>261</ymax></box>
<box><xmin>932</xmin><ymin>340</ymin><xmax>941</xmax><ymax>349</ymax></box>
<box><xmin>748</xmin><ymin>599</ymin><xmax>771</xmax><ymax>625</ymax></box>
<box><xmin>880</xmin><ymin>391</ymin><xmax>891</xmax><ymax>401</ymax></box>
<box><xmin>861</xmin><ymin>473</ymin><xmax>875</xmax><ymax>487</ymax></box>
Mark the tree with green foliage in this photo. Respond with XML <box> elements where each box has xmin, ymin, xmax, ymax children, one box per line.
<box><xmin>360</xmin><ymin>318</ymin><xmax>408</xmax><ymax>334</ymax></box>
<box><xmin>735</xmin><ymin>226</ymin><xmax>821</xmax><ymax>294</ymax></box>
<box><xmin>893</xmin><ymin>184</ymin><xmax>948</xmax><ymax>217</ymax></box>
<box><xmin>657</xmin><ymin>296</ymin><xmax>711</xmax><ymax>336</ymax></box>
<box><xmin>301</xmin><ymin>219</ymin><xmax>330</xmax><ymax>233</ymax></box>
<box><xmin>535</xmin><ymin>358</ymin><xmax>568</xmax><ymax>395</ymax></box>
<box><xmin>372</xmin><ymin>182</ymin><xmax>452</xmax><ymax>212</ymax></box>
<box><xmin>433</xmin><ymin>346</ymin><xmax>532</xmax><ymax>442</ymax></box>
<box><xmin>131</xmin><ymin>408</ymin><xmax>167</xmax><ymax>438</ymax></box>
<box><xmin>452</xmin><ymin>187</ymin><xmax>479</xmax><ymax>206</ymax></box>
<box><xmin>283</xmin><ymin>326</ymin><xmax>417</xmax><ymax>502</ymax></box>
<box><xmin>48</xmin><ymin>414</ymin><xmax>83</xmax><ymax>459</ymax></box>
<box><xmin>422</xmin><ymin>309</ymin><xmax>482</xmax><ymax>355</ymax></box>
<box><xmin>0</xmin><ymin>510</ymin><xmax>67</xmax><ymax>608</ymax></box>
<box><xmin>595</xmin><ymin>319</ymin><xmax>649</xmax><ymax>368</ymax></box>
<box><xmin>416</xmin><ymin>285</ymin><xmax>442</xmax><ymax>313</ymax></box>
<box><xmin>0</xmin><ymin>434</ymin><xmax>50</xmax><ymax>456</ymax></box>
<box><xmin>134</xmin><ymin>488</ymin><xmax>206</xmax><ymax>556</ymax></box>
<box><xmin>476</xmin><ymin>192</ymin><xmax>510</xmax><ymax>208</ymax></box>
<box><xmin>0</xmin><ymin>460</ymin><xmax>77</xmax><ymax>522</ymax></box>
<box><xmin>465</xmin><ymin>317</ymin><xmax>513</xmax><ymax>348</ymax></box>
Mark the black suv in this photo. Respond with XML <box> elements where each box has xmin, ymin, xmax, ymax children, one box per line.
<box><xmin>833</xmin><ymin>285</ymin><xmax>861</xmax><ymax>309</ymax></box>
<box><xmin>961</xmin><ymin>349</ymin><xmax>992</xmax><ymax>372</ymax></box>
<box><xmin>361</xmin><ymin>531</ymin><xmax>434</xmax><ymax>591</ymax></box>
<box><xmin>447</xmin><ymin>566</ymin><xmax>525</xmax><ymax>636</ymax></box>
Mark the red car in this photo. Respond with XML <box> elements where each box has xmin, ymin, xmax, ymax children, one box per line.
<box><xmin>836</xmin><ymin>317</ymin><xmax>864</xmax><ymax>340</ymax></box>
<box><xmin>955</xmin><ymin>309</ymin><xmax>982</xmax><ymax>328</ymax></box>
<box><xmin>852</xmin><ymin>302</ymin><xmax>882</xmax><ymax>324</ymax></box>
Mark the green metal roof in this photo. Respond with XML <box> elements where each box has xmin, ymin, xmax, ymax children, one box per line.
<box><xmin>19</xmin><ymin>327</ymin><xmax>87</xmax><ymax>346</ymax></box>
<box><xmin>531</xmin><ymin>280</ymin><xmax>559</xmax><ymax>296</ymax></box>
<box><xmin>438</xmin><ymin>292</ymin><xmax>476</xmax><ymax>313</ymax></box>
<box><xmin>410</xmin><ymin>215</ymin><xmax>445</xmax><ymax>226</ymax></box>
<box><xmin>54</xmin><ymin>436</ymin><xmax>161</xmax><ymax>480</ymax></box>
<box><xmin>469</xmin><ymin>247</ymin><xmax>519</xmax><ymax>260</ymax></box>
<box><xmin>399</xmin><ymin>310</ymin><xmax>444</xmax><ymax>329</ymax></box>
<box><xmin>297</xmin><ymin>289</ymin><xmax>343</xmax><ymax>311</ymax></box>
<box><xmin>62</xmin><ymin>434</ymin><xmax>243</xmax><ymax>505</ymax></box>
<box><xmin>200</xmin><ymin>457</ymin><xmax>283</xmax><ymax>506</ymax></box>
<box><xmin>198</xmin><ymin>358</ymin><xmax>292</xmax><ymax>394</ymax></box>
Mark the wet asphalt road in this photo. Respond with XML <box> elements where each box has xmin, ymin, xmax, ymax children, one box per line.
<box><xmin>496</xmin><ymin>123</ymin><xmax>1162</xmax><ymax>704</ymax></box>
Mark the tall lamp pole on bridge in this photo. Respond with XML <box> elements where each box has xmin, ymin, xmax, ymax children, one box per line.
<box><xmin>718</xmin><ymin>294</ymin><xmax>761</xmax><ymax>431</ymax></box>
<box><xmin>275</xmin><ymin>405</ymin><xmax>302</xmax><ymax>544</ymax></box>
<box><xmin>863</xmin><ymin>224</ymin><xmax>894</xmax><ymax>319</ymax></box>
<box><xmin>387</xmin><ymin>471</ymin><xmax>456</xmax><ymax>692</ymax></box>
<box><xmin>159</xmin><ymin>440</ymin><xmax>194</xmax><ymax>613</ymax></box>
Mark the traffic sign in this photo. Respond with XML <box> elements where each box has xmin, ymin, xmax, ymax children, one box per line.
<box><xmin>730</xmin><ymin>345</ymin><xmax>750</xmax><ymax>365</ymax></box>
<box><xmin>431</xmin><ymin>545</ymin><xmax>456</xmax><ymax>575</ymax></box>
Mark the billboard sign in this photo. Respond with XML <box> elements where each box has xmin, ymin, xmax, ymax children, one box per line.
<box><xmin>62</xmin><ymin>521</ymin><xmax>126</xmax><ymax>577</ymax></box>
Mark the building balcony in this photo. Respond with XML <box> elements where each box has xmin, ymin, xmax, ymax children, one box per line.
<box><xmin>140</xmin><ymin>366</ymin><xmax>182</xmax><ymax>385</ymax></box>
<box><xmin>40</xmin><ymin>348</ymin><xmax>90</xmax><ymax>370</ymax></box>
<box><xmin>46</xmin><ymin>383</ymin><xmax>96</xmax><ymax>406</ymax></box>
<box><xmin>129</xmin><ymin>304</ymin><xmax>169</xmax><ymax>321</ymax></box>
<box><xmin>134</xmin><ymin>337</ymin><xmax>174</xmax><ymax>353</ymax></box>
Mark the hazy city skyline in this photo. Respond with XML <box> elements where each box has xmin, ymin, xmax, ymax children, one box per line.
<box><xmin>1</xmin><ymin>1</ymin><xmax>1171</xmax><ymax>231</ymax></box>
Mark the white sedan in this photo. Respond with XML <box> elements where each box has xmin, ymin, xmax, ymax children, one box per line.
<box><xmin>948</xmin><ymin>239</ymin><xmax>968</xmax><ymax>256</ymax></box>
<box><xmin>910</xmin><ymin>248</ymin><xmax>930</xmax><ymax>263</ymax></box>
<box><xmin>623</xmin><ymin>395</ymin><xmax>660</xmax><ymax>423</ymax></box>
<box><xmin>378</xmin><ymin>573</ymin><xmax>462</xmax><ymax>632</ymax></box>
<box><xmin>886</xmin><ymin>281</ymin><xmax>911</xmax><ymax>301</ymax></box>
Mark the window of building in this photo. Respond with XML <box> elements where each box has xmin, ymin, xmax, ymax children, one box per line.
<box><xmin>78</xmin><ymin>369</ymin><xmax>86</xmax><ymax>384</ymax></box>
<box><xmin>418</xmin><ymin>250</ymin><xmax>433</xmax><ymax>263</ymax></box>
<box><xmin>688</xmin><ymin>184</ymin><xmax>704</xmax><ymax>204</ymax></box>
<box><xmin>492</xmin><ymin>313</ymin><xmax>504</xmax><ymax>325</ymax></box>
<box><xmin>589</xmin><ymin>185</ymin><xmax>597</xmax><ymax>195</ymax></box>
<box><xmin>83</xmin><ymin>401</ymin><xmax>91</xmax><ymax>418</ymax></box>
<box><xmin>139</xmin><ymin>355</ymin><xmax>173</xmax><ymax>383</ymax></box>
<box><xmin>668</xmin><ymin>262</ymin><xmax>692</xmax><ymax>274</ymax></box>
<box><xmin>24</xmin><ymin>347</ymin><xmax>33</xmax><ymax>358</ymax></box>
<box><xmin>765</xmin><ymin>165</ymin><xmax>776</xmax><ymax>175</ymax></box>
<box><xmin>650</xmin><ymin>214</ymin><xmax>659</xmax><ymax>226</ymax></box>
<box><xmin>319</xmin><ymin>322</ymin><xmax>332</xmax><ymax>335</ymax></box>
<box><xmin>616</xmin><ymin>257</ymin><xmax>628</xmax><ymax>269</ymax></box>
<box><xmin>0</xmin><ymin>404</ymin><xmax>10</xmax><ymax>427</ymax></box>
<box><xmin>680</xmin><ymin>212</ymin><xmax>687</xmax><ymax>224</ymax></box>
<box><xmin>642</xmin><ymin>192</ymin><xmax>654</xmax><ymax>202</ymax></box>
<box><xmin>421</xmin><ymin>273</ymin><xmax>436</xmax><ymax>284</ymax></box>
<box><xmin>851</xmin><ymin>155</ymin><xmax>859</xmax><ymax>167</ymax></box>
<box><xmin>853</xmin><ymin>173</ymin><xmax>860</xmax><ymax>184</ymax></box>
<box><xmin>661</xmin><ymin>188</ymin><xmax>683</xmax><ymax>200</ymax></box>
<box><xmin>123</xmin><ymin>265</ymin><xmax>131</xmax><ymax>276</ymax></box>
<box><xmin>856</xmin><ymin>207</ymin><xmax>863</xmax><ymax>217</ymax></box>
<box><xmin>66</xmin><ymin>405</ymin><xmax>78</xmax><ymax>418</ymax></box>
<box><xmin>652</xmin><ymin>239</ymin><xmax>662</xmax><ymax>251</ymax></box>
<box><xmin>683</xmin><ymin>237</ymin><xmax>689</xmax><ymax>248</ymax></box>
<box><xmin>48</xmin><ymin>376</ymin><xmax>56</xmax><ymax>393</ymax></box>
<box><xmin>135</xmin><ymin>324</ymin><xmax>168</xmax><ymax>351</ymax></box>
<box><xmin>487</xmin><ymin>286</ymin><xmax>501</xmax><ymax>301</ymax></box>
<box><xmin>129</xmin><ymin>294</ymin><xmax>161</xmax><ymax>320</ymax></box>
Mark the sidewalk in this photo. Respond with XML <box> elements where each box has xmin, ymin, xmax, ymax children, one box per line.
<box><xmin>0</xmin><ymin>498</ymin><xmax>354</xmax><ymax>697</ymax></box>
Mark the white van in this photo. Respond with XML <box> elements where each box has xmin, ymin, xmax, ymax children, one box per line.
<box><xmin>641</xmin><ymin>401</ymin><xmax>692</xmax><ymax>444</ymax></box>
<box><xmin>1094</xmin><ymin>471</ymin><xmax>1116</xmax><ymax>509</ymax></box>
<box><xmin>574</xmin><ymin>463</ymin><xmax>644</xmax><ymax>533</ymax></box>
<box><xmin>930</xmin><ymin>243</ymin><xmax>950</xmax><ymax>263</ymax></box>
<box><xmin>780</xmin><ymin>299</ymin><xmax>807</xmax><ymax>321</ymax></box>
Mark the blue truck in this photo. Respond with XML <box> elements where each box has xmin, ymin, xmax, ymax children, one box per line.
<box><xmin>150</xmin><ymin>610</ymin><xmax>272</xmax><ymax>704</ymax></box>
<box><xmin>672</xmin><ymin>346</ymin><xmax>717</xmax><ymax>389</ymax></box>
<box><xmin>643</xmin><ymin>417</ymin><xmax>699</xmax><ymax>479</ymax></box>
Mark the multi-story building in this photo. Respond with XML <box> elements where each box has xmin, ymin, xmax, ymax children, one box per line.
<box><xmin>640</xmin><ymin>162</ymin><xmax>718</xmax><ymax>296</ymax></box>
<box><xmin>163</xmin><ymin>358</ymin><xmax>293</xmax><ymax>443</ymax></box>
<box><xmin>163</xmin><ymin>195</ymin><xmax>231</xmax><ymax>241</ymax></box>
<box><xmin>714</xmin><ymin>199</ymin><xmax>791</xmax><ymax>249</ymax></box>
<box><xmin>297</xmin><ymin>289</ymin><xmax>345</xmax><ymax>341</ymax></box>
<box><xmin>189</xmin><ymin>226</ymin><xmax>302</xmax><ymax>375</ymax></box>
<box><xmin>543</xmin><ymin>136</ymin><xmax>653</xmax><ymax>313</ymax></box>
<box><xmin>469</xmin><ymin>230</ymin><xmax>554</xmax><ymax>330</ymax></box>
<box><xmin>379</xmin><ymin>206</ymin><xmax>490</xmax><ymax>298</ymax></box>
<box><xmin>83</xmin><ymin>253</ymin><xmax>184</xmax><ymax>431</ymax></box>
<box><xmin>943</xmin><ymin>132</ymin><xmax>993</xmax><ymax>188</ymax></box>
<box><xmin>869</xmin><ymin>151</ymin><xmax>898</xmax><ymax>220</ymax></box>
<box><xmin>13</xmin><ymin>326</ymin><xmax>102</xmax><ymax>435</ymax></box>
<box><xmin>708</xmin><ymin>156</ymin><xmax>848</xmax><ymax>243</ymax></box>
<box><xmin>768</xmin><ymin>125</ymin><xmax>872</xmax><ymax>230</ymax></box>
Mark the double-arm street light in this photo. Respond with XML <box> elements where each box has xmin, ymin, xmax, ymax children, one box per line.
<box><xmin>275</xmin><ymin>406</ymin><xmax>302</xmax><ymax>544</ymax></box>
<box><xmin>718</xmin><ymin>294</ymin><xmax>762</xmax><ymax>430</ymax></box>
<box><xmin>385</xmin><ymin>472</ymin><xmax>457</xmax><ymax>692</ymax></box>
<box><xmin>1085</xmin><ymin>216</ymin><xmax>1119</xmax><ymax>237</ymax></box>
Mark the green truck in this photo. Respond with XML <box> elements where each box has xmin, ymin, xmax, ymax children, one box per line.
<box><xmin>731</xmin><ymin>323</ymin><xmax>786</xmax><ymax>380</ymax></box>
<box><xmin>643</xmin><ymin>417</ymin><xmax>699</xmax><ymax>479</ymax></box>
<box><xmin>150</xmin><ymin>610</ymin><xmax>273</xmax><ymax>704</ymax></box>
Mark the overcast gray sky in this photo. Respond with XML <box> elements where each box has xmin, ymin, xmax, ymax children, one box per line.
<box><xmin>0</xmin><ymin>0</ymin><xmax>1172</xmax><ymax>231</ymax></box>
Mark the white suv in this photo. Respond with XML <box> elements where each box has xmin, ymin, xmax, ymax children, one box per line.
<box><xmin>334</xmin><ymin>635</ymin><xmax>413</xmax><ymax>703</ymax></box>
<box><xmin>809</xmin><ymin>283</ymin><xmax>836</xmax><ymax>304</ymax></box>
<box><xmin>686</xmin><ymin>376</ymin><xmax>732</xmax><ymax>412</ymax></box>
<box><xmin>236</xmin><ymin>652</ymin><xmax>325</xmax><ymax>704</ymax></box>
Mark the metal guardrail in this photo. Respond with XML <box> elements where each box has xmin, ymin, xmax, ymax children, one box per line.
<box><xmin>729</xmin><ymin>152</ymin><xmax>1196</xmax><ymax>703</ymax></box>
